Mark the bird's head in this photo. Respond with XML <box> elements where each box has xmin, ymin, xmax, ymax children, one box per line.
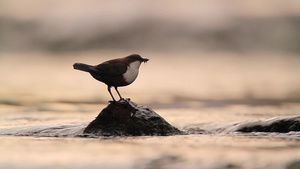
<box><xmin>126</xmin><ymin>54</ymin><xmax>149</xmax><ymax>63</ymax></box>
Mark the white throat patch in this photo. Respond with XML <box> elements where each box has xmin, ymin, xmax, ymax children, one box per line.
<box><xmin>123</xmin><ymin>61</ymin><xmax>141</xmax><ymax>84</ymax></box>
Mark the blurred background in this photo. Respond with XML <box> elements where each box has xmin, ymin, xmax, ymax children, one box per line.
<box><xmin>1</xmin><ymin>0</ymin><xmax>300</xmax><ymax>107</ymax></box>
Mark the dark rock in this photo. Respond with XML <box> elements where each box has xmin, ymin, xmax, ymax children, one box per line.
<box><xmin>287</xmin><ymin>160</ymin><xmax>300</xmax><ymax>169</ymax></box>
<box><xmin>83</xmin><ymin>99</ymin><xmax>182</xmax><ymax>136</ymax></box>
<box><xmin>237</xmin><ymin>116</ymin><xmax>300</xmax><ymax>133</ymax></box>
<box><xmin>145</xmin><ymin>155</ymin><xmax>184</xmax><ymax>169</ymax></box>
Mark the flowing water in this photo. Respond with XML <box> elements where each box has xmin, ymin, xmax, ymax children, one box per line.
<box><xmin>1</xmin><ymin>51</ymin><xmax>300</xmax><ymax>169</ymax></box>
<box><xmin>1</xmin><ymin>103</ymin><xmax>300</xmax><ymax>169</ymax></box>
<box><xmin>2</xmin><ymin>1</ymin><xmax>300</xmax><ymax>168</ymax></box>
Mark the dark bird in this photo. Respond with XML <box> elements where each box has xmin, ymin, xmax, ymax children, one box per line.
<box><xmin>73</xmin><ymin>54</ymin><xmax>149</xmax><ymax>101</ymax></box>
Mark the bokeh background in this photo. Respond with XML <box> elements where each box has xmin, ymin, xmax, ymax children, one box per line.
<box><xmin>1</xmin><ymin>0</ymin><xmax>300</xmax><ymax>107</ymax></box>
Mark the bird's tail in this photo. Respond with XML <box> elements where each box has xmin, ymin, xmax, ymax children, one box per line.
<box><xmin>73</xmin><ymin>63</ymin><xmax>93</xmax><ymax>72</ymax></box>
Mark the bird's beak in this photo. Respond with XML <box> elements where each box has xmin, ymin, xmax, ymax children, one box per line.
<box><xmin>142</xmin><ymin>58</ymin><xmax>149</xmax><ymax>63</ymax></box>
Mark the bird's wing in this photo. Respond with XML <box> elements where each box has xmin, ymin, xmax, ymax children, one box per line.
<box><xmin>93</xmin><ymin>61</ymin><xmax>128</xmax><ymax>76</ymax></box>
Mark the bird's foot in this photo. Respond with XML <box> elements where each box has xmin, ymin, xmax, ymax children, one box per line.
<box><xmin>108</xmin><ymin>98</ymin><xmax>130</xmax><ymax>104</ymax></box>
<box><xmin>109</xmin><ymin>100</ymin><xmax>117</xmax><ymax>104</ymax></box>
<box><xmin>119</xmin><ymin>98</ymin><xmax>130</xmax><ymax>102</ymax></box>
<box><xmin>116</xmin><ymin>98</ymin><xmax>131</xmax><ymax>105</ymax></box>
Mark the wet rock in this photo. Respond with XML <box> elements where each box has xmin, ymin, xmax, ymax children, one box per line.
<box><xmin>236</xmin><ymin>116</ymin><xmax>300</xmax><ymax>133</ymax></box>
<box><xmin>145</xmin><ymin>155</ymin><xmax>184</xmax><ymax>169</ymax></box>
<box><xmin>287</xmin><ymin>160</ymin><xmax>300</xmax><ymax>169</ymax></box>
<box><xmin>83</xmin><ymin>99</ymin><xmax>182</xmax><ymax>136</ymax></box>
<box><xmin>219</xmin><ymin>164</ymin><xmax>241</xmax><ymax>169</ymax></box>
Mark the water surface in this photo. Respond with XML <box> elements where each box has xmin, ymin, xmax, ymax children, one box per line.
<box><xmin>1</xmin><ymin>102</ymin><xmax>300</xmax><ymax>169</ymax></box>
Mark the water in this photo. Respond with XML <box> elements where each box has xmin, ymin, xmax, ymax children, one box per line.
<box><xmin>1</xmin><ymin>101</ymin><xmax>300</xmax><ymax>169</ymax></box>
<box><xmin>1</xmin><ymin>51</ymin><xmax>300</xmax><ymax>169</ymax></box>
<box><xmin>2</xmin><ymin>1</ymin><xmax>300</xmax><ymax>168</ymax></box>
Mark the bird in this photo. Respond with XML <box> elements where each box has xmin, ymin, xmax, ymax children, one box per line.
<box><xmin>73</xmin><ymin>54</ymin><xmax>149</xmax><ymax>101</ymax></box>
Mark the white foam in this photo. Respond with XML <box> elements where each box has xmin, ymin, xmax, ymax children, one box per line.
<box><xmin>0</xmin><ymin>123</ymin><xmax>88</xmax><ymax>137</ymax></box>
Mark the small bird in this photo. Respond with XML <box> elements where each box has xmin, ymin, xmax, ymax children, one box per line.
<box><xmin>73</xmin><ymin>54</ymin><xmax>149</xmax><ymax>101</ymax></box>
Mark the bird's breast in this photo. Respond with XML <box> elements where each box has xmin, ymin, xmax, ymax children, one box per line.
<box><xmin>123</xmin><ymin>61</ymin><xmax>141</xmax><ymax>84</ymax></box>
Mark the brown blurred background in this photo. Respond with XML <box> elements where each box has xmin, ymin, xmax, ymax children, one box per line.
<box><xmin>1</xmin><ymin>0</ymin><xmax>300</xmax><ymax>107</ymax></box>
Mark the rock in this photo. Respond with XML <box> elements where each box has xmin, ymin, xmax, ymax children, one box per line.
<box><xmin>287</xmin><ymin>160</ymin><xmax>300</xmax><ymax>169</ymax></box>
<box><xmin>236</xmin><ymin>116</ymin><xmax>300</xmax><ymax>133</ymax></box>
<box><xmin>83</xmin><ymin>99</ymin><xmax>182</xmax><ymax>136</ymax></box>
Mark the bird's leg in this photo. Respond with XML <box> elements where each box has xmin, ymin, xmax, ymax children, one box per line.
<box><xmin>114</xmin><ymin>86</ymin><xmax>123</xmax><ymax>100</ymax></box>
<box><xmin>107</xmin><ymin>86</ymin><xmax>116</xmax><ymax>102</ymax></box>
